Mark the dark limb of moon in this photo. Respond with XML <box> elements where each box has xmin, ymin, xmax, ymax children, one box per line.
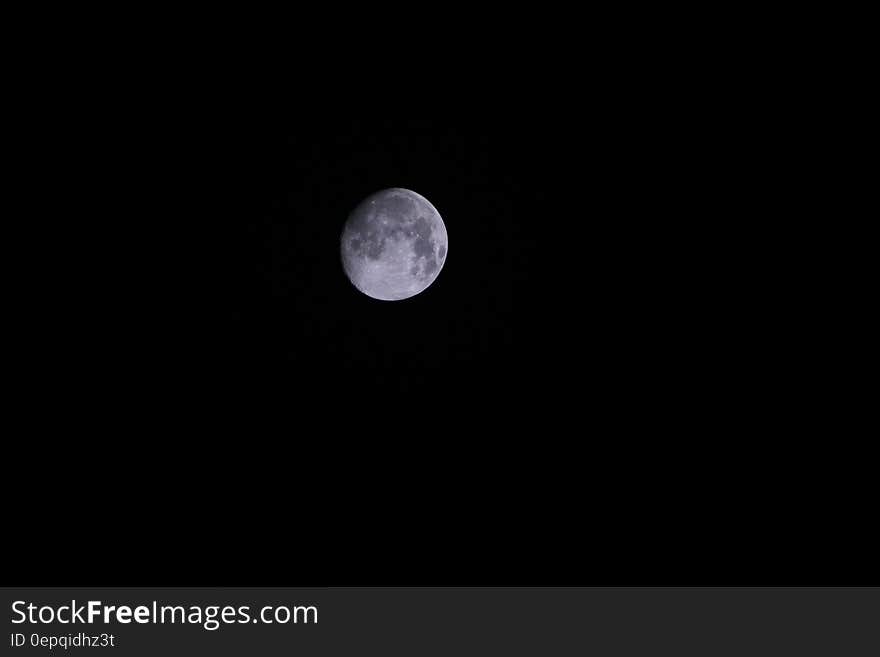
<box><xmin>341</xmin><ymin>188</ymin><xmax>448</xmax><ymax>301</ymax></box>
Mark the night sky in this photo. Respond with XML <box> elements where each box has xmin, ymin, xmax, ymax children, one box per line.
<box><xmin>202</xmin><ymin>119</ymin><xmax>769</xmax><ymax>583</ymax></box>
<box><xmin>230</xmin><ymin>120</ymin><xmax>527</xmax><ymax>402</ymax></box>
<box><xmin>10</xmin><ymin>116</ymin><xmax>868</xmax><ymax>587</ymax></box>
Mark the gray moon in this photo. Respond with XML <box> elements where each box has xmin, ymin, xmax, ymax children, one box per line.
<box><xmin>340</xmin><ymin>188</ymin><xmax>448</xmax><ymax>301</ymax></box>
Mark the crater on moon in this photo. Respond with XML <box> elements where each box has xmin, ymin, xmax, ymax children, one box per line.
<box><xmin>340</xmin><ymin>188</ymin><xmax>448</xmax><ymax>301</ymax></box>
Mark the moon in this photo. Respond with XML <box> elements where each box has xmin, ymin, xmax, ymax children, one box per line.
<box><xmin>340</xmin><ymin>188</ymin><xmax>448</xmax><ymax>301</ymax></box>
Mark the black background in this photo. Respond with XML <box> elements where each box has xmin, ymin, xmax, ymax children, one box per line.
<box><xmin>7</xmin><ymin>109</ymin><xmax>873</xmax><ymax>586</ymax></box>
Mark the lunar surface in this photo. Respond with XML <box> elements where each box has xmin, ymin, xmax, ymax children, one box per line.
<box><xmin>340</xmin><ymin>188</ymin><xmax>448</xmax><ymax>301</ymax></box>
